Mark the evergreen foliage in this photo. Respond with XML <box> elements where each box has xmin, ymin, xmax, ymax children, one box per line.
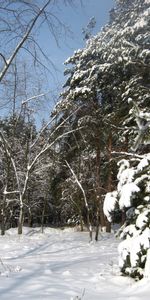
<box><xmin>53</xmin><ymin>0</ymin><xmax>150</xmax><ymax>276</ymax></box>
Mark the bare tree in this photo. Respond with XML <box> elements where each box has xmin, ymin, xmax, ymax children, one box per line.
<box><xmin>65</xmin><ymin>160</ymin><xmax>93</xmax><ymax>241</ymax></box>
<box><xmin>0</xmin><ymin>0</ymin><xmax>83</xmax><ymax>234</ymax></box>
<box><xmin>0</xmin><ymin>103</ymin><xmax>81</xmax><ymax>234</ymax></box>
<box><xmin>0</xmin><ymin>0</ymin><xmax>75</xmax><ymax>111</ymax></box>
<box><xmin>0</xmin><ymin>1</ymin><xmax>51</xmax><ymax>82</ymax></box>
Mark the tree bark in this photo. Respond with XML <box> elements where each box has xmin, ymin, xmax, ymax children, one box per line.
<box><xmin>18</xmin><ymin>207</ymin><xmax>24</xmax><ymax>235</ymax></box>
<box><xmin>106</xmin><ymin>132</ymin><xmax>113</xmax><ymax>233</ymax></box>
<box><xmin>1</xmin><ymin>200</ymin><xmax>6</xmax><ymax>236</ymax></box>
<box><xmin>41</xmin><ymin>197</ymin><xmax>47</xmax><ymax>233</ymax></box>
<box><xmin>18</xmin><ymin>195</ymin><xmax>24</xmax><ymax>235</ymax></box>
<box><xmin>95</xmin><ymin>136</ymin><xmax>105</xmax><ymax>241</ymax></box>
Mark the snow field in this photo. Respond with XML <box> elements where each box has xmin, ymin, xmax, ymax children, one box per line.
<box><xmin>0</xmin><ymin>227</ymin><xmax>149</xmax><ymax>300</ymax></box>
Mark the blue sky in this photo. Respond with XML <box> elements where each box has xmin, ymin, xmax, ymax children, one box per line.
<box><xmin>39</xmin><ymin>0</ymin><xmax>115</xmax><ymax>92</ymax></box>
<box><xmin>0</xmin><ymin>1</ymin><xmax>115</xmax><ymax>121</ymax></box>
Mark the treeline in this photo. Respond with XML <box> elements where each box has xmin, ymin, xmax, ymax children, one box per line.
<box><xmin>0</xmin><ymin>0</ymin><xmax>149</xmax><ymax>238</ymax></box>
<box><xmin>51</xmin><ymin>0</ymin><xmax>150</xmax><ymax>238</ymax></box>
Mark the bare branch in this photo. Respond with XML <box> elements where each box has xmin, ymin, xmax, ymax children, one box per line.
<box><xmin>0</xmin><ymin>0</ymin><xmax>52</xmax><ymax>82</ymax></box>
<box><xmin>29</xmin><ymin>127</ymin><xmax>83</xmax><ymax>172</ymax></box>
<box><xmin>112</xmin><ymin>151</ymin><xmax>147</xmax><ymax>159</ymax></box>
<box><xmin>0</xmin><ymin>53</ymin><xmax>8</xmax><ymax>66</ymax></box>
<box><xmin>31</xmin><ymin>114</ymin><xmax>57</xmax><ymax>149</ymax></box>
<box><xmin>65</xmin><ymin>159</ymin><xmax>92</xmax><ymax>241</ymax></box>
<box><xmin>4</xmin><ymin>189</ymin><xmax>20</xmax><ymax>195</ymax></box>
<box><xmin>31</xmin><ymin>106</ymin><xmax>81</xmax><ymax>149</ymax></box>
<box><xmin>21</xmin><ymin>90</ymin><xmax>51</xmax><ymax>105</ymax></box>
<box><xmin>65</xmin><ymin>160</ymin><xmax>88</xmax><ymax>209</ymax></box>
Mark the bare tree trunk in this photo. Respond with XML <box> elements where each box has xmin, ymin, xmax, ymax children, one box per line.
<box><xmin>18</xmin><ymin>195</ymin><xmax>24</xmax><ymax>235</ymax></box>
<box><xmin>18</xmin><ymin>208</ymin><xmax>24</xmax><ymax>234</ymax></box>
<box><xmin>1</xmin><ymin>160</ymin><xmax>11</xmax><ymax>235</ymax></box>
<box><xmin>65</xmin><ymin>160</ymin><xmax>92</xmax><ymax>241</ymax></box>
<box><xmin>106</xmin><ymin>132</ymin><xmax>112</xmax><ymax>233</ymax></box>
<box><xmin>28</xmin><ymin>208</ymin><xmax>33</xmax><ymax>227</ymax></box>
<box><xmin>95</xmin><ymin>137</ymin><xmax>105</xmax><ymax>241</ymax></box>
<box><xmin>95</xmin><ymin>196</ymin><xmax>100</xmax><ymax>241</ymax></box>
<box><xmin>1</xmin><ymin>195</ymin><xmax>6</xmax><ymax>236</ymax></box>
<box><xmin>12</xmin><ymin>62</ymin><xmax>17</xmax><ymax>118</ymax></box>
<box><xmin>41</xmin><ymin>198</ymin><xmax>47</xmax><ymax>233</ymax></box>
<box><xmin>106</xmin><ymin>217</ymin><xmax>111</xmax><ymax>233</ymax></box>
<box><xmin>79</xmin><ymin>213</ymin><xmax>84</xmax><ymax>231</ymax></box>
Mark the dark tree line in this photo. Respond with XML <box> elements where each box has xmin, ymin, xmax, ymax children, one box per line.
<box><xmin>51</xmin><ymin>0</ymin><xmax>149</xmax><ymax>234</ymax></box>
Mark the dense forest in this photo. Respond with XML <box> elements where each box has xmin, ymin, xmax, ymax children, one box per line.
<box><xmin>0</xmin><ymin>0</ymin><xmax>150</xmax><ymax>280</ymax></box>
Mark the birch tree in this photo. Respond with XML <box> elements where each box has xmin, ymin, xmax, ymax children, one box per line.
<box><xmin>0</xmin><ymin>103</ymin><xmax>81</xmax><ymax>234</ymax></box>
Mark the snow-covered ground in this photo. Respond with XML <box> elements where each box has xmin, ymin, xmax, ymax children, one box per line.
<box><xmin>0</xmin><ymin>227</ymin><xmax>149</xmax><ymax>300</ymax></box>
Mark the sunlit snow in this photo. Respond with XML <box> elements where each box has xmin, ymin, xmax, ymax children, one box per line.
<box><xmin>0</xmin><ymin>227</ymin><xmax>150</xmax><ymax>300</ymax></box>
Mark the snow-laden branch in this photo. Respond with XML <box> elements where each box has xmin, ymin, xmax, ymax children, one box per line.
<box><xmin>0</xmin><ymin>109</ymin><xmax>84</xmax><ymax>234</ymax></box>
<box><xmin>65</xmin><ymin>160</ymin><xmax>88</xmax><ymax>209</ymax></box>
<box><xmin>21</xmin><ymin>125</ymin><xmax>83</xmax><ymax>206</ymax></box>
<box><xmin>34</xmin><ymin>163</ymin><xmax>53</xmax><ymax>174</ymax></box>
<box><xmin>21</xmin><ymin>90</ymin><xmax>51</xmax><ymax>105</ymax></box>
<box><xmin>3</xmin><ymin>189</ymin><xmax>20</xmax><ymax>195</ymax></box>
<box><xmin>112</xmin><ymin>151</ymin><xmax>149</xmax><ymax>159</ymax></box>
<box><xmin>47</xmin><ymin>107</ymin><xmax>82</xmax><ymax>142</ymax></box>
<box><xmin>31</xmin><ymin>106</ymin><xmax>81</xmax><ymax>149</ymax></box>
<box><xmin>6</xmin><ymin>198</ymin><xmax>19</xmax><ymax>204</ymax></box>
<box><xmin>29</xmin><ymin>127</ymin><xmax>83</xmax><ymax>172</ymax></box>
<box><xmin>104</xmin><ymin>120</ymin><xmax>136</xmax><ymax>131</ymax></box>
<box><xmin>0</xmin><ymin>131</ymin><xmax>21</xmax><ymax>193</ymax></box>
<box><xmin>30</xmin><ymin>114</ymin><xmax>57</xmax><ymax>149</ymax></box>
<box><xmin>128</xmin><ymin>99</ymin><xmax>150</xmax><ymax>151</ymax></box>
